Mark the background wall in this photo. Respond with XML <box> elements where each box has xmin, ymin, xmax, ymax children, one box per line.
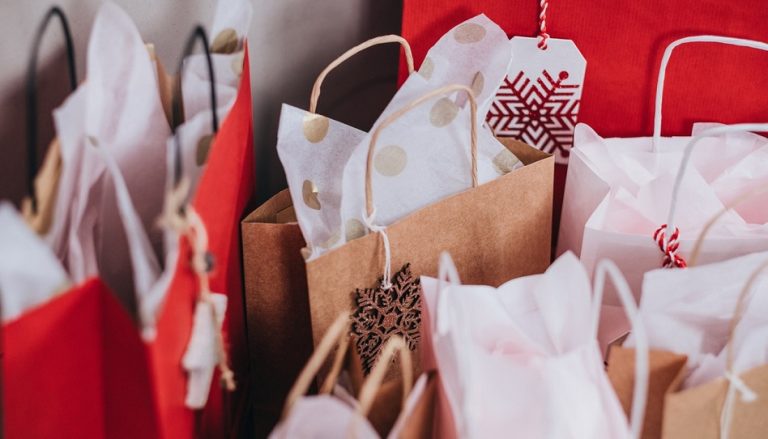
<box><xmin>0</xmin><ymin>0</ymin><xmax>403</xmax><ymax>205</ymax></box>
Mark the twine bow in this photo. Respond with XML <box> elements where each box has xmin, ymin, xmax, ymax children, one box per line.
<box><xmin>161</xmin><ymin>180</ymin><xmax>236</xmax><ymax>392</ymax></box>
<box><xmin>362</xmin><ymin>207</ymin><xmax>392</xmax><ymax>290</ymax></box>
<box><xmin>720</xmin><ymin>371</ymin><xmax>758</xmax><ymax>439</ymax></box>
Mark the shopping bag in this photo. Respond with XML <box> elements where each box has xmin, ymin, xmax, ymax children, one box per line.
<box><xmin>143</xmin><ymin>22</ymin><xmax>254</xmax><ymax>438</ymax></box>
<box><xmin>305</xmin><ymin>85</ymin><xmax>552</xmax><ymax>395</ymax></box>
<box><xmin>608</xmin><ymin>252</ymin><xmax>768</xmax><ymax>439</ymax></box>
<box><xmin>419</xmin><ymin>252</ymin><xmax>649</xmax><ymax>439</ymax></box>
<box><xmin>241</xmin><ymin>33</ymin><xmax>415</xmax><ymax>434</ymax></box>
<box><xmin>269</xmin><ymin>314</ymin><xmax>434</xmax><ymax>438</ymax></box>
<box><xmin>558</xmin><ymin>36</ymin><xmax>768</xmax><ymax>302</ymax></box>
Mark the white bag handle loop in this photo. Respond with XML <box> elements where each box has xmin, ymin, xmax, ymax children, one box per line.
<box><xmin>718</xmin><ymin>258</ymin><xmax>768</xmax><ymax>439</ymax></box>
<box><xmin>591</xmin><ymin>260</ymin><xmax>649</xmax><ymax>439</ymax></box>
<box><xmin>653</xmin><ymin>35</ymin><xmax>768</xmax><ymax>150</ymax></box>
<box><xmin>664</xmin><ymin>123</ymin><xmax>768</xmax><ymax>242</ymax></box>
<box><xmin>435</xmin><ymin>251</ymin><xmax>462</xmax><ymax>336</ymax></box>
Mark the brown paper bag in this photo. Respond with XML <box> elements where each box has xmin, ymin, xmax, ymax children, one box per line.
<box><xmin>241</xmin><ymin>189</ymin><xmax>314</xmax><ymax>435</ymax></box>
<box><xmin>305</xmin><ymin>85</ymin><xmax>553</xmax><ymax>391</ymax></box>
<box><xmin>271</xmin><ymin>314</ymin><xmax>437</xmax><ymax>438</ymax></box>
<box><xmin>608</xmin><ymin>257</ymin><xmax>768</xmax><ymax>439</ymax></box>
<box><xmin>607</xmin><ymin>347</ymin><xmax>688</xmax><ymax>439</ymax></box>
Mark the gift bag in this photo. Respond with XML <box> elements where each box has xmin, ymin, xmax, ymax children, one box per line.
<box><xmin>269</xmin><ymin>314</ymin><xmax>435</xmax><ymax>439</ymax></box>
<box><xmin>608</xmin><ymin>251</ymin><xmax>768</xmax><ymax>439</ymax></box>
<box><xmin>558</xmin><ymin>36</ymin><xmax>768</xmax><ymax>302</ymax></box>
<box><xmin>305</xmin><ymin>85</ymin><xmax>552</xmax><ymax>394</ymax></box>
<box><xmin>241</xmin><ymin>34</ymin><xmax>416</xmax><ymax>435</ymax></box>
<box><xmin>419</xmin><ymin>252</ymin><xmax>649</xmax><ymax>439</ymax></box>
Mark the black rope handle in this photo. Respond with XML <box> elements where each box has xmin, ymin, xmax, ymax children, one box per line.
<box><xmin>172</xmin><ymin>25</ymin><xmax>219</xmax><ymax>189</ymax></box>
<box><xmin>27</xmin><ymin>5</ymin><xmax>77</xmax><ymax>213</ymax></box>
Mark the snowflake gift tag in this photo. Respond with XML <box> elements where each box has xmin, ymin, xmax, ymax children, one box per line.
<box><xmin>487</xmin><ymin>37</ymin><xmax>586</xmax><ymax>164</ymax></box>
<box><xmin>350</xmin><ymin>263</ymin><xmax>422</xmax><ymax>374</ymax></box>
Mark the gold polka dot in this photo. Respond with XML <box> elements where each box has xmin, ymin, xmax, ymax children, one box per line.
<box><xmin>231</xmin><ymin>51</ymin><xmax>244</xmax><ymax>76</ymax></box>
<box><xmin>87</xmin><ymin>135</ymin><xmax>99</xmax><ymax>147</ymax></box>
<box><xmin>300</xmin><ymin>247</ymin><xmax>312</xmax><ymax>260</ymax></box>
<box><xmin>302</xmin><ymin>113</ymin><xmax>329</xmax><ymax>143</ymax></box>
<box><xmin>374</xmin><ymin>145</ymin><xmax>408</xmax><ymax>176</ymax></box>
<box><xmin>211</xmin><ymin>28</ymin><xmax>239</xmax><ymax>54</ymax></box>
<box><xmin>492</xmin><ymin>149</ymin><xmax>521</xmax><ymax>175</ymax></box>
<box><xmin>453</xmin><ymin>23</ymin><xmax>486</xmax><ymax>44</ymax></box>
<box><xmin>319</xmin><ymin>230</ymin><xmax>341</xmax><ymax>248</ymax></box>
<box><xmin>345</xmin><ymin>218</ymin><xmax>366</xmax><ymax>242</ymax></box>
<box><xmin>471</xmin><ymin>72</ymin><xmax>485</xmax><ymax>97</ymax></box>
<box><xmin>302</xmin><ymin>179</ymin><xmax>321</xmax><ymax>210</ymax></box>
<box><xmin>419</xmin><ymin>57</ymin><xmax>434</xmax><ymax>80</ymax></box>
<box><xmin>430</xmin><ymin>98</ymin><xmax>459</xmax><ymax>127</ymax></box>
<box><xmin>196</xmin><ymin>134</ymin><xmax>214</xmax><ymax>166</ymax></box>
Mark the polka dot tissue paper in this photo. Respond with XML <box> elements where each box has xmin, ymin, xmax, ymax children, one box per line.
<box><xmin>278</xmin><ymin>14</ymin><xmax>523</xmax><ymax>260</ymax></box>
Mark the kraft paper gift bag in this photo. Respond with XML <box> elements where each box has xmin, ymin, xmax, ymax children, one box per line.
<box><xmin>608</xmin><ymin>253</ymin><xmax>768</xmax><ymax>439</ymax></box>
<box><xmin>278</xmin><ymin>14</ymin><xmax>519</xmax><ymax>260</ymax></box>
<box><xmin>269</xmin><ymin>314</ymin><xmax>435</xmax><ymax>439</ymax></box>
<box><xmin>304</xmin><ymin>85</ymin><xmax>552</xmax><ymax>398</ymax></box>
<box><xmin>419</xmin><ymin>252</ymin><xmax>649</xmax><ymax>439</ymax></box>
<box><xmin>558</xmin><ymin>36</ymin><xmax>768</xmax><ymax>305</ymax></box>
<box><xmin>241</xmin><ymin>33</ymin><xmax>415</xmax><ymax>434</ymax></box>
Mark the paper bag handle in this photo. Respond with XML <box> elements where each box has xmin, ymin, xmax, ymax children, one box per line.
<box><xmin>171</xmin><ymin>25</ymin><xmax>219</xmax><ymax>190</ymax></box>
<box><xmin>281</xmin><ymin>313</ymin><xmax>350</xmax><ymax>421</ymax></box>
<box><xmin>355</xmin><ymin>336</ymin><xmax>413</xmax><ymax>420</ymax></box>
<box><xmin>26</xmin><ymin>6</ymin><xmax>77</xmax><ymax>214</ymax></box>
<box><xmin>688</xmin><ymin>182</ymin><xmax>768</xmax><ymax>267</ymax></box>
<box><xmin>592</xmin><ymin>260</ymin><xmax>649</xmax><ymax>439</ymax></box>
<box><xmin>365</xmin><ymin>84</ymin><xmax>479</xmax><ymax>217</ymax></box>
<box><xmin>663</xmin><ymin>123</ymin><xmax>768</xmax><ymax>243</ymax></box>
<box><xmin>653</xmin><ymin>36</ymin><xmax>768</xmax><ymax>150</ymax></box>
<box><xmin>309</xmin><ymin>35</ymin><xmax>415</xmax><ymax>114</ymax></box>
<box><xmin>717</xmin><ymin>258</ymin><xmax>768</xmax><ymax>438</ymax></box>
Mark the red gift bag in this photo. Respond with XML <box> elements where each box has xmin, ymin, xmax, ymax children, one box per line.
<box><xmin>3</xmin><ymin>32</ymin><xmax>253</xmax><ymax>439</ymax></box>
<box><xmin>3</xmin><ymin>279</ymin><xmax>158</xmax><ymax>438</ymax></box>
<box><xmin>400</xmin><ymin>0</ymin><xmax>768</xmax><ymax>231</ymax></box>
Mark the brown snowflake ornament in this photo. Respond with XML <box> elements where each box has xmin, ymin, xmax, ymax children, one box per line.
<box><xmin>351</xmin><ymin>263</ymin><xmax>422</xmax><ymax>374</ymax></box>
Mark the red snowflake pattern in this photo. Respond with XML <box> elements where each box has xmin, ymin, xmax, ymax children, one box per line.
<box><xmin>487</xmin><ymin>69</ymin><xmax>581</xmax><ymax>163</ymax></box>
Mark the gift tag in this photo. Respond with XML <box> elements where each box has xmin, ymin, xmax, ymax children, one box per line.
<box><xmin>487</xmin><ymin>37</ymin><xmax>586</xmax><ymax>164</ymax></box>
<box><xmin>350</xmin><ymin>263</ymin><xmax>422</xmax><ymax>375</ymax></box>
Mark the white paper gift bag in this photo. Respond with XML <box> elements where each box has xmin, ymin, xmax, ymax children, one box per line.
<box><xmin>277</xmin><ymin>14</ymin><xmax>521</xmax><ymax>259</ymax></box>
<box><xmin>420</xmin><ymin>252</ymin><xmax>649</xmax><ymax>439</ymax></box>
<box><xmin>558</xmin><ymin>36</ymin><xmax>768</xmax><ymax>303</ymax></box>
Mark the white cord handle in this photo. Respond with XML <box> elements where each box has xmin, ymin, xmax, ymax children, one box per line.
<box><xmin>592</xmin><ymin>260</ymin><xmax>649</xmax><ymax>439</ymax></box>
<box><xmin>664</xmin><ymin>123</ymin><xmax>768</xmax><ymax>239</ymax></box>
<box><xmin>653</xmin><ymin>35</ymin><xmax>768</xmax><ymax>151</ymax></box>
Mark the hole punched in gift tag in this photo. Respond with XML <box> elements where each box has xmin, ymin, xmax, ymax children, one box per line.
<box><xmin>24</xmin><ymin>6</ymin><xmax>77</xmax><ymax>220</ymax></box>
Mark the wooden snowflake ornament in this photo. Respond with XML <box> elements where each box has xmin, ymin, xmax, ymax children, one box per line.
<box><xmin>350</xmin><ymin>263</ymin><xmax>422</xmax><ymax>374</ymax></box>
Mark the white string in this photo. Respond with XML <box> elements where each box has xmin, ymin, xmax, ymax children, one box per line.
<box><xmin>664</xmin><ymin>123</ymin><xmax>768</xmax><ymax>240</ymax></box>
<box><xmin>720</xmin><ymin>371</ymin><xmax>758</xmax><ymax>439</ymax></box>
<box><xmin>592</xmin><ymin>260</ymin><xmax>649</xmax><ymax>439</ymax></box>
<box><xmin>653</xmin><ymin>35</ymin><xmax>768</xmax><ymax>152</ymax></box>
<box><xmin>361</xmin><ymin>207</ymin><xmax>392</xmax><ymax>290</ymax></box>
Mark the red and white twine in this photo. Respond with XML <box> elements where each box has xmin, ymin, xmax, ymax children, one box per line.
<box><xmin>653</xmin><ymin>224</ymin><xmax>687</xmax><ymax>269</ymax></box>
<box><xmin>537</xmin><ymin>0</ymin><xmax>550</xmax><ymax>50</ymax></box>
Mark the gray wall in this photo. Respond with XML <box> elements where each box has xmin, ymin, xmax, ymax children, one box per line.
<box><xmin>0</xmin><ymin>0</ymin><xmax>403</xmax><ymax>205</ymax></box>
